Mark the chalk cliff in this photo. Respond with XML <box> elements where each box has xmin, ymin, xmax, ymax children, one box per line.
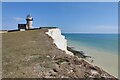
<box><xmin>46</xmin><ymin>28</ymin><xmax>73</xmax><ymax>56</ymax></box>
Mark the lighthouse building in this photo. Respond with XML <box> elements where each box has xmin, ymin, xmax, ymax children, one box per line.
<box><xmin>26</xmin><ymin>14</ymin><xmax>33</xmax><ymax>29</ymax></box>
<box><xmin>18</xmin><ymin>14</ymin><xmax>33</xmax><ymax>31</ymax></box>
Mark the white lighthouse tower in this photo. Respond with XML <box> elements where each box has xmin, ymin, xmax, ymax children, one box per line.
<box><xmin>26</xmin><ymin>14</ymin><xmax>33</xmax><ymax>29</ymax></box>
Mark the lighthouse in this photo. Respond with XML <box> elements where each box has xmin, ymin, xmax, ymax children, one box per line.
<box><xmin>26</xmin><ymin>14</ymin><xmax>33</xmax><ymax>29</ymax></box>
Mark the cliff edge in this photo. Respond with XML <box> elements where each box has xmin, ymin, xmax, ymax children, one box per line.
<box><xmin>46</xmin><ymin>28</ymin><xmax>73</xmax><ymax>56</ymax></box>
<box><xmin>2</xmin><ymin>28</ymin><xmax>117</xmax><ymax>79</ymax></box>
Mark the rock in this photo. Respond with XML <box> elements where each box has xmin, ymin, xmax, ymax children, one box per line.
<box><xmin>91</xmin><ymin>70</ymin><xmax>99</xmax><ymax>75</ymax></box>
<box><xmin>49</xmin><ymin>69</ymin><xmax>57</xmax><ymax>76</ymax></box>
<box><xmin>61</xmin><ymin>75</ymin><xmax>69</xmax><ymax>78</ymax></box>
<box><xmin>46</xmin><ymin>55</ymin><xmax>50</xmax><ymax>58</ymax></box>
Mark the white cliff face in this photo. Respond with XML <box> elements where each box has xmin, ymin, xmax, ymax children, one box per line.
<box><xmin>46</xmin><ymin>28</ymin><xmax>73</xmax><ymax>56</ymax></box>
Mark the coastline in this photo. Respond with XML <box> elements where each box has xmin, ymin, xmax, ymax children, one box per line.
<box><xmin>2</xmin><ymin>29</ymin><xmax>118</xmax><ymax>79</ymax></box>
<box><xmin>68</xmin><ymin>39</ymin><xmax>118</xmax><ymax>77</ymax></box>
<box><xmin>46</xmin><ymin>28</ymin><xmax>118</xmax><ymax>78</ymax></box>
<box><xmin>67</xmin><ymin>41</ymin><xmax>118</xmax><ymax>78</ymax></box>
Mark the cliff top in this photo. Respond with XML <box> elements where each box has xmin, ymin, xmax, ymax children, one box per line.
<box><xmin>2</xmin><ymin>29</ymin><xmax>117</xmax><ymax>79</ymax></box>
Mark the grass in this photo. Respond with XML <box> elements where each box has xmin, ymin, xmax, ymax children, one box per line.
<box><xmin>2</xmin><ymin>29</ymin><xmax>61</xmax><ymax>78</ymax></box>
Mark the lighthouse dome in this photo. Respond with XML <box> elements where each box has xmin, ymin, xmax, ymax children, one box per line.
<box><xmin>26</xmin><ymin>14</ymin><xmax>33</xmax><ymax>19</ymax></box>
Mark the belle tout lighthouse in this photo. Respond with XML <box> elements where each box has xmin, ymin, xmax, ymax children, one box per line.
<box><xmin>26</xmin><ymin>14</ymin><xmax>33</xmax><ymax>29</ymax></box>
<box><xmin>18</xmin><ymin>14</ymin><xmax>33</xmax><ymax>31</ymax></box>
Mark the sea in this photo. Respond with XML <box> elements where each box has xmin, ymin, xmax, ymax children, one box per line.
<box><xmin>62</xmin><ymin>33</ymin><xmax>118</xmax><ymax>77</ymax></box>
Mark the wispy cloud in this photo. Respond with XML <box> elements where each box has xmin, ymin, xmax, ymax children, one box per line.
<box><xmin>13</xmin><ymin>16</ymin><xmax>24</xmax><ymax>22</ymax></box>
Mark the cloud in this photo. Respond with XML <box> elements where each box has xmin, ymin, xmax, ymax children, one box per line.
<box><xmin>13</xmin><ymin>16</ymin><xmax>24</xmax><ymax>22</ymax></box>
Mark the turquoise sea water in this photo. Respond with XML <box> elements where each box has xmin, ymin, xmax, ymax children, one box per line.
<box><xmin>62</xmin><ymin>33</ymin><xmax>118</xmax><ymax>77</ymax></box>
<box><xmin>62</xmin><ymin>33</ymin><xmax>118</xmax><ymax>54</ymax></box>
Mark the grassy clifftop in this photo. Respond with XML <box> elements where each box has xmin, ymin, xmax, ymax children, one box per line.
<box><xmin>2</xmin><ymin>29</ymin><xmax>117</xmax><ymax>79</ymax></box>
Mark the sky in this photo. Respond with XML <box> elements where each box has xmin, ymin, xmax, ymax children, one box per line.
<box><xmin>2</xmin><ymin>2</ymin><xmax>118</xmax><ymax>33</ymax></box>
